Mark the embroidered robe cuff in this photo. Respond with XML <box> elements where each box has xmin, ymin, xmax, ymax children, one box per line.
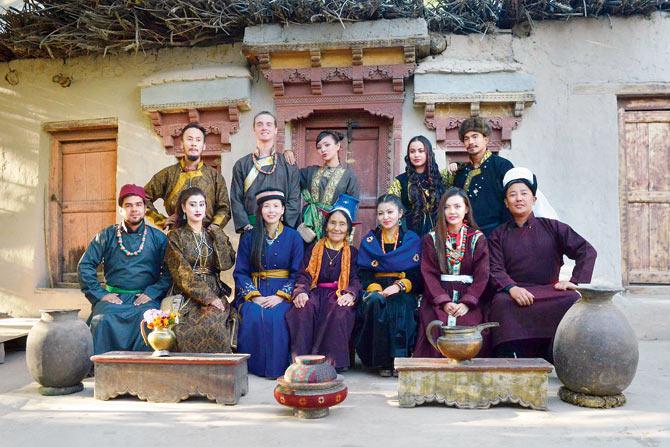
<box><xmin>366</xmin><ymin>283</ymin><xmax>383</xmax><ymax>293</ymax></box>
<box><xmin>276</xmin><ymin>290</ymin><xmax>292</xmax><ymax>301</ymax></box>
<box><xmin>147</xmin><ymin>211</ymin><xmax>167</xmax><ymax>229</ymax></box>
<box><xmin>395</xmin><ymin>279</ymin><xmax>412</xmax><ymax>294</ymax></box>
<box><xmin>244</xmin><ymin>290</ymin><xmax>262</xmax><ymax>301</ymax></box>
<box><xmin>211</xmin><ymin>214</ymin><xmax>225</xmax><ymax>226</ymax></box>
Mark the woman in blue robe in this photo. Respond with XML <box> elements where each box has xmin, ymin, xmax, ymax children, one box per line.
<box><xmin>355</xmin><ymin>194</ymin><xmax>422</xmax><ymax>376</ymax></box>
<box><xmin>233</xmin><ymin>189</ymin><xmax>304</xmax><ymax>378</ymax></box>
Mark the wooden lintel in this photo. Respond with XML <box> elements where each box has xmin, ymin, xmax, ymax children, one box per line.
<box><xmin>43</xmin><ymin>117</ymin><xmax>118</xmax><ymax>133</ymax></box>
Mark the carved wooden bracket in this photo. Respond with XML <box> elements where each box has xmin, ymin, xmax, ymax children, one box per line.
<box><xmin>424</xmin><ymin>114</ymin><xmax>522</xmax><ymax>153</ymax></box>
<box><xmin>149</xmin><ymin>106</ymin><xmax>241</xmax><ymax>171</ymax></box>
<box><xmin>416</xmin><ymin>90</ymin><xmax>534</xmax><ymax>156</ymax></box>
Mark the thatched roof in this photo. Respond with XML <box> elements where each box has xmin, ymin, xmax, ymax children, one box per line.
<box><xmin>0</xmin><ymin>0</ymin><xmax>667</xmax><ymax>62</ymax></box>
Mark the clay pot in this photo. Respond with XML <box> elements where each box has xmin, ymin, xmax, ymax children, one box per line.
<box><xmin>426</xmin><ymin>321</ymin><xmax>499</xmax><ymax>361</ymax></box>
<box><xmin>553</xmin><ymin>287</ymin><xmax>638</xmax><ymax>398</ymax></box>
<box><xmin>274</xmin><ymin>355</ymin><xmax>347</xmax><ymax>419</ymax></box>
<box><xmin>26</xmin><ymin>309</ymin><xmax>93</xmax><ymax>395</ymax></box>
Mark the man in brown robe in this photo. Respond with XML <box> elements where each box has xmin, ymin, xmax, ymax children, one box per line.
<box><xmin>487</xmin><ymin>168</ymin><xmax>597</xmax><ymax>361</ymax></box>
<box><xmin>144</xmin><ymin>122</ymin><xmax>231</xmax><ymax>230</ymax></box>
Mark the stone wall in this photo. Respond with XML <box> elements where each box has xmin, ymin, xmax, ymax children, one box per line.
<box><xmin>1</xmin><ymin>13</ymin><xmax>669</xmax><ymax>316</ymax></box>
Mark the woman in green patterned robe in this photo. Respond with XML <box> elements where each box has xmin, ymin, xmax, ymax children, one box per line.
<box><xmin>297</xmin><ymin>130</ymin><xmax>359</xmax><ymax>243</ymax></box>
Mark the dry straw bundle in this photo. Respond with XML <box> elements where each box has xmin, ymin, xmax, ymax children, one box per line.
<box><xmin>0</xmin><ymin>0</ymin><xmax>667</xmax><ymax>61</ymax></box>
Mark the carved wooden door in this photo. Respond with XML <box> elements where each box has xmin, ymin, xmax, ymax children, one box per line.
<box><xmin>296</xmin><ymin>112</ymin><xmax>391</xmax><ymax>246</ymax></box>
<box><xmin>620</xmin><ymin>102</ymin><xmax>670</xmax><ymax>284</ymax></box>
<box><xmin>49</xmin><ymin>127</ymin><xmax>117</xmax><ymax>286</ymax></box>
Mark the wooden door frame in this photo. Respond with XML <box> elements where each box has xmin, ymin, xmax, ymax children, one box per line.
<box><xmin>293</xmin><ymin>112</ymin><xmax>392</xmax><ymax>199</ymax></box>
<box><xmin>617</xmin><ymin>97</ymin><xmax>670</xmax><ymax>286</ymax></box>
<box><xmin>44</xmin><ymin>118</ymin><xmax>118</xmax><ymax>286</ymax></box>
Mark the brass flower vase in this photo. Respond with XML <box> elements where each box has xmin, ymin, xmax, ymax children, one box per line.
<box><xmin>141</xmin><ymin>322</ymin><xmax>176</xmax><ymax>357</ymax></box>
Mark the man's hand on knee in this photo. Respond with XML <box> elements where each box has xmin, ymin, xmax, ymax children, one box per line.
<box><xmin>133</xmin><ymin>293</ymin><xmax>152</xmax><ymax>306</ymax></box>
<box><xmin>509</xmin><ymin>286</ymin><xmax>534</xmax><ymax>306</ymax></box>
<box><xmin>554</xmin><ymin>281</ymin><xmax>577</xmax><ymax>291</ymax></box>
<box><xmin>101</xmin><ymin>293</ymin><xmax>122</xmax><ymax>304</ymax></box>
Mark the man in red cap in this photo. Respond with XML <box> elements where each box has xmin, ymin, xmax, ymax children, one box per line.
<box><xmin>144</xmin><ymin>123</ymin><xmax>231</xmax><ymax>231</ymax></box>
<box><xmin>78</xmin><ymin>184</ymin><xmax>172</xmax><ymax>355</ymax></box>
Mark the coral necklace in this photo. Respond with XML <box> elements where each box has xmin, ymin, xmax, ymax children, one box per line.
<box><xmin>445</xmin><ymin>225</ymin><xmax>468</xmax><ymax>269</ymax></box>
<box><xmin>116</xmin><ymin>224</ymin><xmax>147</xmax><ymax>256</ymax></box>
<box><xmin>381</xmin><ymin>228</ymin><xmax>399</xmax><ymax>254</ymax></box>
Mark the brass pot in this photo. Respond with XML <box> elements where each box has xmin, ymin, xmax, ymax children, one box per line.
<box><xmin>426</xmin><ymin>321</ymin><xmax>499</xmax><ymax>361</ymax></box>
<box><xmin>141</xmin><ymin>322</ymin><xmax>176</xmax><ymax>356</ymax></box>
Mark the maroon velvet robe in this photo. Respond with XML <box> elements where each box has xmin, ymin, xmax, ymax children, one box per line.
<box><xmin>487</xmin><ymin>214</ymin><xmax>597</xmax><ymax>349</ymax></box>
<box><xmin>414</xmin><ymin>230</ymin><xmax>490</xmax><ymax>358</ymax></box>
<box><xmin>286</xmin><ymin>244</ymin><xmax>362</xmax><ymax>369</ymax></box>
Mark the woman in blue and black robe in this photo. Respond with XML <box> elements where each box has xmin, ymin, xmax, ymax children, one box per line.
<box><xmin>233</xmin><ymin>189</ymin><xmax>304</xmax><ymax>378</ymax></box>
<box><xmin>354</xmin><ymin>194</ymin><xmax>422</xmax><ymax>376</ymax></box>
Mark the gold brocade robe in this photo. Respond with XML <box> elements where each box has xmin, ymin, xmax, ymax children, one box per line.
<box><xmin>144</xmin><ymin>159</ymin><xmax>232</xmax><ymax>229</ymax></box>
<box><xmin>165</xmin><ymin>225</ymin><xmax>236</xmax><ymax>353</ymax></box>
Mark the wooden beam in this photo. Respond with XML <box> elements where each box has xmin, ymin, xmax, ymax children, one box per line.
<box><xmin>43</xmin><ymin>118</ymin><xmax>118</xmax><ymax>133</ymax></box>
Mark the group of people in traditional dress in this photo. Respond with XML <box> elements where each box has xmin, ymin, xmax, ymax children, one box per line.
<box><xmin>78</xmin><ymin>110</ymin><xmax>597</xmax><ymax>378</ymax></box>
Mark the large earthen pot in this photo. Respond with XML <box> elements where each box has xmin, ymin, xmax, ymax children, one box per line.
<box><xmin>553</xmin><ymin>287</ymin><xmax>638</xmax><ymax>405</ymax></box>
<box><xmin>26</xmin><ymin>309</ymin><xmax>93</xmax><ymax>395</ymax></box>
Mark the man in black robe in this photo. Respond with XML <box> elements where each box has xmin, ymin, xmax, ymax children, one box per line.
<box><xmin>230</xmin><ymin>111</ymin><xmax>300</xmax><ymax>233</ymax></box>
<box><xmin>453</xmin><ymin>117</ymin><xmax>514</xmax><ymax>236</ymax></box>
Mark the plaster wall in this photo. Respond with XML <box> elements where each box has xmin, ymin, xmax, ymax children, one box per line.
<box><xmin>1</xmin><ymin>14</ymin><xmax>669</xmax><ymax>316</ymax></box>
<box><xmin>0</xmin><ymin>44</ymin><xmax>260</xmax><ymax>316</ymax></box>
<box><xmin>410</xmin><ymin>13</ymin><xmax>670</xmax><ymax>287</ymax></box>
<box><xmin>511</xmin><ymin>14</ymin><xmax>670</xmax><ymax>286</ymax></box>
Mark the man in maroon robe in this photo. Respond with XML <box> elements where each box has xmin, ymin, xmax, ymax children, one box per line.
<box><xmin>487</xmin><ymin>168</ymin><xmax>597</xmax><ymax>361</ymax></box>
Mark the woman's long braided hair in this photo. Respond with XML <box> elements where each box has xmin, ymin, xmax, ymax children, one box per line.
<box><xmin>404</xmin><ymin>136</ymin><xmax>445</xmax><ymax>231</ymax></box>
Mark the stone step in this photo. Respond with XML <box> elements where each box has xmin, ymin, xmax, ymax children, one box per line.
<box><xmin>0</xmin><ymin>318</ymin><xmax>39</xmax><ymax>331</ymax></box>
<box><xmin>0</xmin><ymin>319</ymin><xmax>37</xmax><ymax>364</ymax></box>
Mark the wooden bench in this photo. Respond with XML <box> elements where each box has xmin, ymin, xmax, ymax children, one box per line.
<box><xmin>394</xmin><ymin>357</ymin><xmax>553</xmax><ymax>410</ymax></box>
<box><xmin>91</xmin><ymin>351</ymin><xmax>250</xmax><ymax>405</ymax></box>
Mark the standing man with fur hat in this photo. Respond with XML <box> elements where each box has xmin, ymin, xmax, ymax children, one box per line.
<box><xmin>453</xmin><ymin>117</ymin><xmax>514</xmax><ymax>236</ymax></box>
<box><xmin>144</xmin><ymin>122</ymin><xmax>231</xmax><ymax>231</ymax></box>
<box><xmin>78</xmin><ymin>184</ymin><xmax>172</xmax><ymax>355</ymax></box>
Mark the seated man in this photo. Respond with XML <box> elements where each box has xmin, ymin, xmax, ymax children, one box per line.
<box><xmin>78</xmin><ymin>184</ymin><xmax>172</xmax><ymax>355</ymax></box>
<box><xmin>487</xmin><ymin>168</ymin><xmax>597</xmax><ymax>361</ymax></box>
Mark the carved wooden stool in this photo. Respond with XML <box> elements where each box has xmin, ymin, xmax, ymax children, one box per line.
<box><xmin>91</xmin><ymin>351</ymin><xmax>250</xmax><ymax>405</ymax></box>
<box><xmin>394</xmin><ymin>358</ymin><xmax>553</xmax><ymax>410</ymax></box>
